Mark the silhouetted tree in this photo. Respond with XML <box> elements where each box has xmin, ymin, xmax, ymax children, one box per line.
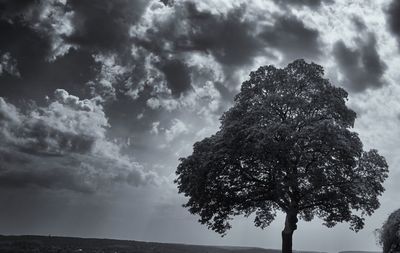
<box><xmin>378</xmin><ymin>209</ymin><xmax>400</xmax><ymax>253</ymax></box>
<box><xmin>175</xmin><ymin>60</ymin><xmax>389</xmax><ymax>253</ymax></box>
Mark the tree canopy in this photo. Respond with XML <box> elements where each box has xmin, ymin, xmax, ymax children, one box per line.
<box><xmin>175</xmin><ymin>59</ymin><xmax>389</xmax><ymax>252</ymax></box>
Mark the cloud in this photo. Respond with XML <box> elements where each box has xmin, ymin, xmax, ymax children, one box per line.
<box><xmin>260</xmin><ymin>15</ymin><xmax>323</xmax><ymax>61</ymax></box>
<box><xmin>165</xmin><ymin>119</ymin><xmax>188</xmax><ymax>142</ymax></box>
<box><xmin>159</xmin><ymin>0</ymin><xmax>174</xmax><ymax>7</ymax></box>
<box><xmin>0</xmin><ymin>18</ymin><xmax>51</xmax><ymax>70</ymax></box>
<box><xmin>123</xmin><ymin>1</ymin><xmax>273</xmax><ymax>114</ymax></box>
<box><xmin>0</xmin><ymin>52</ymin><xmax>19</xmax><ymax>77</ymax></box>
<box><xmin>0</xmin><ymin>0</ymin><xmax>37</xmax><ymax>18</ymax></box>
<box><xmin>87</xmin><ymin>54</ymin><xmax>130</xmax><ymax>100</ymax></box>
<box><xmin>130</xmin><ymin>1</ymin><xmax>266</xmax><ymax>89</ymax></box>
<box><xmin>0</xmin><ymin>0</ymin><xmax>74</xmax><ymax>60</ymax></box>
<box><xmin>158</xmin><ymin>59</ymin><xmax>193</xmax><ymax>97</ymax></box>
<box><xmin>133</xmin><ymin>1</ymin><xmax>265</xmax><ymax>67</ymax></box>
<box><xmin>150</xmin><ymin>121</ymin><xmax>160</xmax><ymax>135</ymax></box>
<box><xmin>145</xmin><ymin>78</ymin><xmax>222</xmax><ymax>117</ymax></box>
<box><xmin>146</xmin><ymin>97</ymin><xmax>179</xmax><ymax>112</ymax></box>
<box><xmin>126</xmin><ymin>1</ymin><xmax>325</xmax><ymax>105</ymax></box>
<box><xmin>0</xmin><ymin>47</ymin><xmax>100</xmax><ymax>102</ymax></box>
<box><xmin>333</xmin><ymin>33</ymin><xmax>387</xmax><ymax>93</ymax></box>
<box><xmin>0</xmin><ymin>2</ymin><xmax>97</xmax><ymax>102</ymax></box>
<box><xmin>0</xmin><ymin>0</ymin><xmax>144</xmax><ymax>102</ymax></box>
<box><xmin>0</xmin><ymin>0</ymin><xmax>324</xmax><ymax>108</ymax></box>
<box><xmin>65</xmin><ymin>0</ymin><xmax>148</xmax><ymax>53</ymax></box>
<box><xmin>386</xmin><ymin>0</ymin><xmax>400</xmax><ymax>48</ymax></box>
<box><xmin>351</xmin><ymin>15</ymin><xmax>367</xmax><ymax>32</ymax></box>
<box><xmin>179</xmin><ymin>3</ymin><xmax>264</xmax><ymax>67</ymax></box>
<box><xmin>0</xmin><ymin>90</ymin><xmax>159</xmax><ymax>193</ymax></box>
<box><xmin>276</xmin><ymin>0</ymin><xmax>334</xmax><ymax>9</ymax></box>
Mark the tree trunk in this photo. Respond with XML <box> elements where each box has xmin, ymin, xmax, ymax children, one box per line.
<box><xmin>281</xmin><ymin>211</ymin><xmax>298</xmax><ymax>253</ymax></box>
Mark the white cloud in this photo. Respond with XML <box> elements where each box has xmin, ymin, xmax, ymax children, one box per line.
<box><xmin>36</xmin><ymin>0</ymin><xmax>76</xmax><ymax>60</ymax></box>
<box><xmin>0</xmin><ymin>89</ymin><xmax>161</xmax><ymax>193</ymax></box>
<box><xmin>87</xmin><ymin>54</ymin><xmax>132</xmax><ymax>100</ymax></box>
<box><xmin>150</xmin><ymin>121</ymin><xmax>160</xmax><ymax>135</ymax></box>
<box><xmin>137</xmin><ymin>113</ymin><xmax>144</xmax><ymax>120</ymax></box>
<box><xmin>165</xmin><ymin>119</ymin><xmax>188</xmax><ymax>142</ymax></box>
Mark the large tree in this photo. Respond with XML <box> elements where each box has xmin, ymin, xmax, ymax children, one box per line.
<box><xmin>175</xmin><ymin>60</ymin><xmax>389</xmax><ymax>253</ymax></box>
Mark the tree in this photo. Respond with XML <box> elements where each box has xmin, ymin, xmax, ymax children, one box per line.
<box><xmin>378</xmin><ymin>209</ymin><xmax>400</xmax><ymax>253</ymax></box>
<box><xmin>175</xmin><ymin>60</ymin><xmax>389</xmax><ymax>253</ymax></box>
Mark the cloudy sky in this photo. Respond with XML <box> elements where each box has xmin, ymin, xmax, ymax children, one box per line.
<box><xmin>0</xmin><ymin>0</ymin><xmax>400</xmax><ymax>252</ymax></box>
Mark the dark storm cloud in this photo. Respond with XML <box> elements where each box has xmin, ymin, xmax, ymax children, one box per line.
<box><xmin>0</xmin><ymin>47</ymin><xmax>99</xmax><ymax>102</ymax></box>
<box><xmin>0</xmin><ymin>0</ymin><xmax>72</xmax><ymax>58</ymax></box>
<box><xmin>1</xmin><ymin>0</ymin><xmax>325</xmax><ymax>104</ymax></box>
<box><xmin>0</xmin><ymin>0</ymin><xmax>148</xmax><ymax>102</ymax></box>
<box><xmin>386</xmin><ymin>0</ymin><xmax>400</xmax><ymax>48</ymax></box>
<box><xmin>133</xmin><ymin>1</ymin><xmax>324</xmax><ymax>100</ymax></box>
<box><xmin>333</xmin><ymin>33</ymin><xmax>387</xmax><ymax>93</ymax></box>
<box><xmin>182</xmin><ymin>3</ymin><xmax>264</xmax><ymax>67</ymax></box>
<box><xmin>0</xmin><ymin>18</ymin><xmax>51</xmax><ymax>69</ymax></box>
<box><xmin>159</xmin><ymin>59</ymin><xmax>192</xmax><ymax>97</ymax></box>
<box><xmin>0</xmin><ymin>0</ymin><xmax>36</xmax><ymax>19</ymax></box>
<box><xmin>128</xmin><ymin>1</ymin><xmax>268</xmax><ymax>98</ymax></box>
<box><xmin>0</xmin><ymin>1</ymin><xmax>101</xmax><ymax>102</ymax></box>
<box><xmin>0</xmin><ymin>90</ymin><xmax>159</xmax><ymax>193</ymax></box>
<box><xmin>0</xmin><ymin>17</ymin><xmax>51</xmax><ymax>100</ymax></box>
<box><xmin>135</xmin><ymin>2</ymin><xmax>265</xmax><ymax>67</ymax></box>
<box><xmin>275</xmin><ymin>0</ymin><xmax>334</xmax><ymax>9</ymax></box>
<box><xmin>159</xmin><ymin>0</ymin><xmax>174</xmax><ymax>7</ymax></box>
<box><xmin>260</xmin><ymin>15</ymin><xmax>323</xmax><ymax>61</ymax></box>
<box><xmin>65</xmin><ymin>0</ymin><xmax>148</xmax><ymax>53</ymax></box>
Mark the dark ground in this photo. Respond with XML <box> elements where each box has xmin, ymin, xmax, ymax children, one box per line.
<box><xmin>0</xmin><ymin>235</ymin><xmax>380</xmax><ymax>253</ymax></box>
<box><xmin>0</xmin><ymin>235</ymin><xmax>315</xmax><ymax>253</ymax></box>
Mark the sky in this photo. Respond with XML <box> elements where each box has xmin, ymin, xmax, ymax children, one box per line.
<box><xmin>0</xmin><ymin>0</ymin><xmax>400</xmax><ymax>252</ymax></box>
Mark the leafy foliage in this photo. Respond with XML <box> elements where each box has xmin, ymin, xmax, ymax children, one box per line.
<box><xmin>175</xmin><ymin>59</ymin><xmax>388</xmax><ymax>235</ymax></box>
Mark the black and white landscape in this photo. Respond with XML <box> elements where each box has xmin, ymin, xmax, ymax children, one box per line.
<box><xmin>0</xmin><ymin>0</ymin><xmax>400</xmax><ymax>252</ymax></box>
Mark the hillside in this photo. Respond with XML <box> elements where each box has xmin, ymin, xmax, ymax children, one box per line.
<box><xmin>0</xmin><ymin>235</ymin><xmax>323</xmax><ymax>253</ymax></box>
